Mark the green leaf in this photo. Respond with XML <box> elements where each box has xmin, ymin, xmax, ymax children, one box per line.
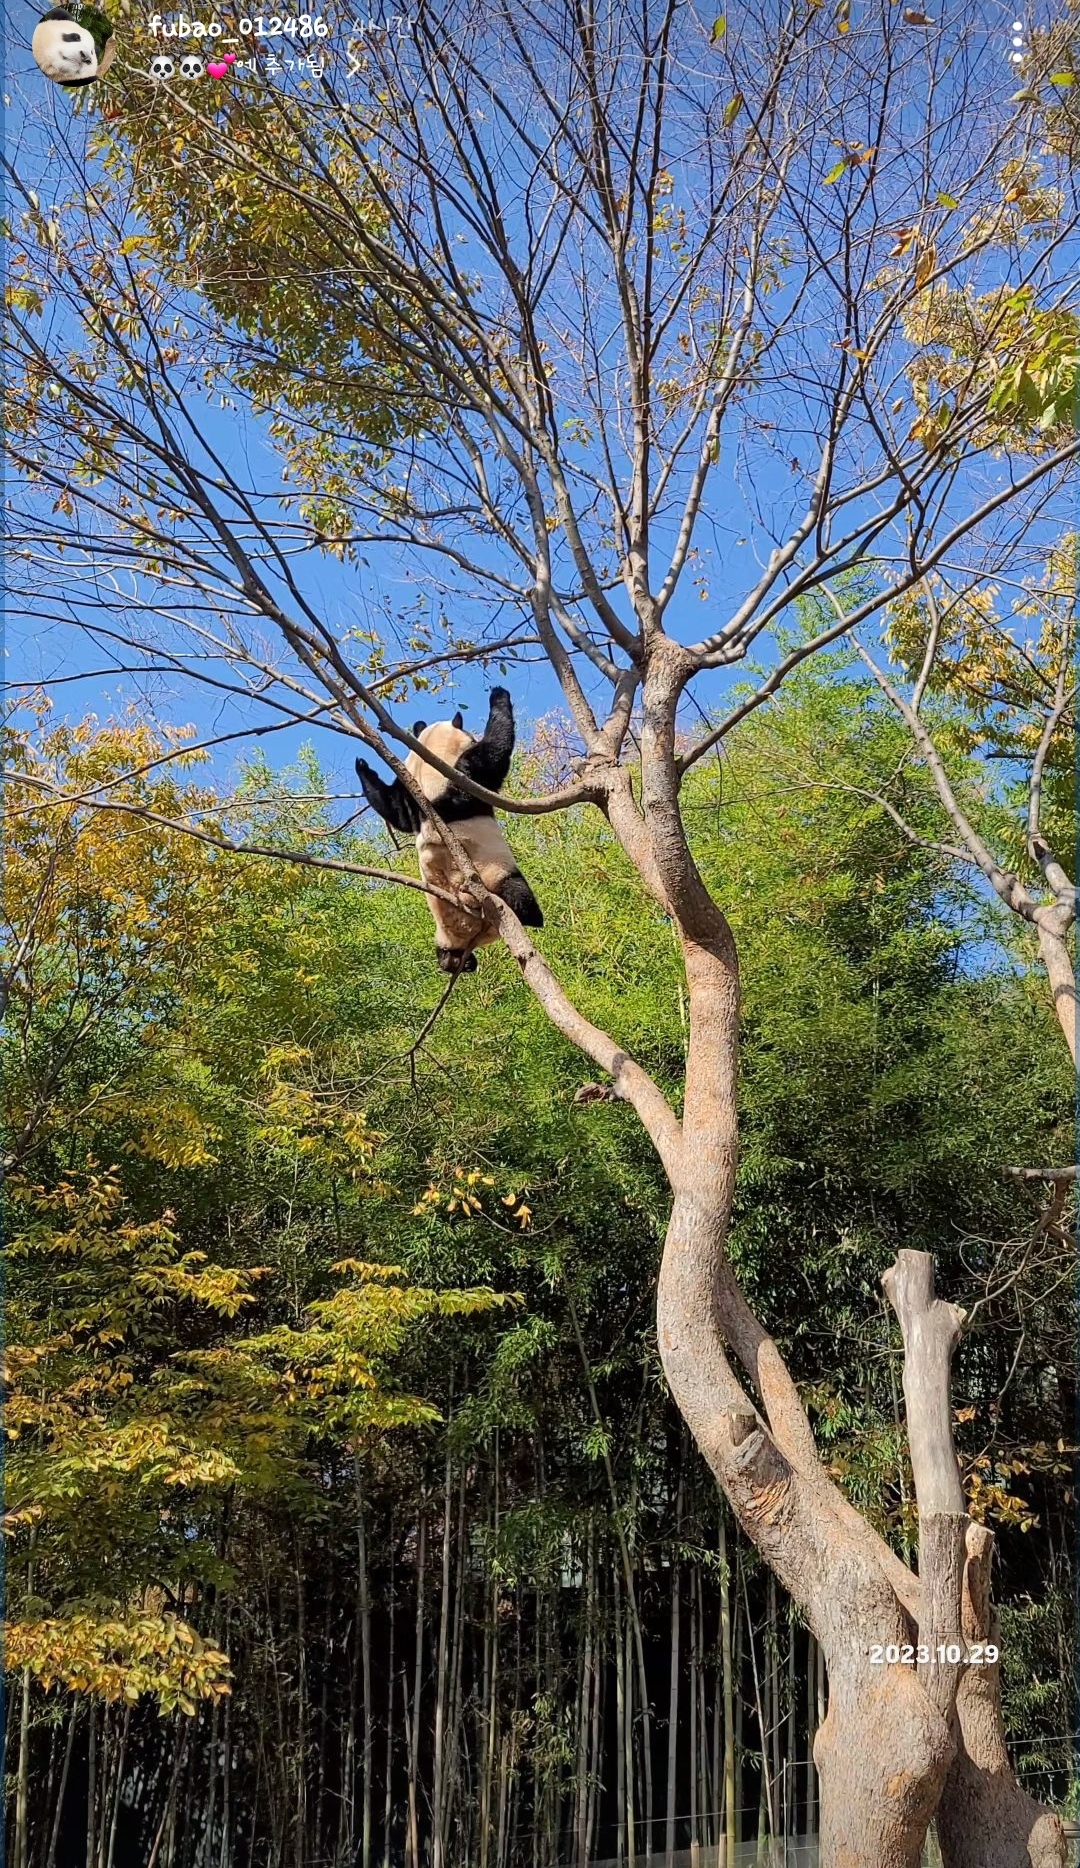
<box><xmin>1048</xmin><ymin>72</ymin><xmax>1075</xmax><ymax>87</ymax></box>
<box><xmin>936</xmin><ymin>191</ymin><xmax>959</xmax><ymax>209</ymax></box>
<box><xmin>722</xmin><ymin>92</ymin><xmax>744</xmax><ymax>126</ymax></box>
<box><xmin>823</xmin><ymin>159</ymin><xmax>848</xmax><ymax>185</ymax></box>
<box><xmin>711</xmin><ymin>15</ymin><xmax>727</xmax><ymax>38</ymax></box>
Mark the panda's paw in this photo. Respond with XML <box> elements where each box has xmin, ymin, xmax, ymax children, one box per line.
<box><xmin>355</xmin><ymin>757</ymin><xmax>377</xmax><ymax>781</ymax></box>
<box><xmin>489</xmin><ymin>686</ymin><xmax>512</xmax><ymax>708</ymax></box>
<box><xmin>436</xmin><ymin>947</ymin><xmax>478</xmax><ymax>974</ymax></box>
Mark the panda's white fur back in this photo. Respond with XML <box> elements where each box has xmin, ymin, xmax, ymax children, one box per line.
<box><xmin>408</xmin><ymin>721</ymin><xmax>516</xmax><ymax>953</ymax></box>
<box><xmin>417</xmin><ymin>817</ymin><xmax>518</xmax><ymax>952</ymax></box>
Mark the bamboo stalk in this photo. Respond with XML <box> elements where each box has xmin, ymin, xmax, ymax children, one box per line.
<box><xmin>624</xmin><ymin>1575</ymin><xmax>636</xmax><ymax>1868</ymax></box>
<box><xmin>718</xmin><ymin>1512</ymin><xmax>736</xmax><ymax>1868</ymax></box>
<box><xmin>85</xmin><ymin>1700</ymin><xmax>98</xmax><ymax>1868</ymax></box>
<box><xmin>766</xmin><ymin>1576</ymin><xmax>773</xmax><ymax>1853</ymax></box>
<box><xmin>586</xmin><ymin>1562</ymin><xmax>604</xmax><ymax>1867</ymax></box>
<box><xmin>46</xmin><ymin>1699</ymin><xmax>79</xmax><ymax>1868</ymax></box>
<box><xmin>697</xmin><ymin>1567</ymin><xmax>710</xmax><ymax>1854</ymax></box>
<box><xmin>615</xmin><ymin>1565</ymin><xmax>626</xmax><ymax>1868</ymax></box>
<box><xmin>104</xmin><ymin>1706</ymin><xmax>131</xmax><ymax>1868</ymax></box>
<box><xmin>785</xmin><ymin>1609</ymin><xmax>796</xmax><ymax>1843</ymax></box>
<box><xmin>665</xmin><ymin>1464</ymin><xmax>684</xmax><ymax>1863</ymax></box>
<box><xmin>432</xmin><ymin>1447</ymin><xmax>454</xmax><ymax>1868</ymax></box>
<box><xmin>480</xmin><ymin>1449</ymin><xmax>498</xmax><ymax>1868</ymax></box>
<box><xmin>407</xmin><ymin>1512</ymin><xmax>427</xmax><ymax>1868</ymax></box>
<box><xmin>446</xmin><ymin>1466</ymin><xmax>468</xmax><ymax>1853</ymax></box>
<box><xmin>689</xmin><ymin>1564</ymin><xmax>700</xmax><ymax>1868</ymax></box>
<box><xmin>383</xmin><ymin>1523</ymin><xmax>396</xmax><ymax>1868</ymax></box>
<box><xmin>355</xmin><ymin>1456</ymin><xmax>374</xmax><ymax>1868</ymax></box>
<box><xmin>14</xmin><ymin>1665</ymin><xmax>32</xmax><ymax>1868</ymax></box>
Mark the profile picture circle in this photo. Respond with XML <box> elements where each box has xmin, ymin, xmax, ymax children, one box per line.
<box><xmin>32</xmin><ymin>4</ymin><xmax>116</xmax><ymax>87</ymax></box>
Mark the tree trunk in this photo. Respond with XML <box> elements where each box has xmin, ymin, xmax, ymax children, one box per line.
<box><xmin>937</xmin><ymin>1524</ymin><xmax>1067</xmax><ymax>1868</ymax></box>
<box><xmin>1035</xmin><ymin>913</ymin><xmax>1077</xmax><ymax>1064</ymax></box>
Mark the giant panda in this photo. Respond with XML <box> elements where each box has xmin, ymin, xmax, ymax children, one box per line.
<box><xmin>355</xmin><ymin>687</ymin><xmax>544</xmax><ymax>974</ymax></box>
<box><xmin>32</xmin><ymin>6</ymin><xmax>115</xmax><ymax>84</ymax></box>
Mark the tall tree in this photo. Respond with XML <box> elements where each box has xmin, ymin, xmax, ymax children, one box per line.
<box><xmin>5</xmin><ymin>2</ymin><xmax>1079</xmax><ymax>1859</ymax></box>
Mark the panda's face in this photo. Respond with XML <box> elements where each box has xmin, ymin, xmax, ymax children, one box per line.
<box><xmin>32</xmin><ymin>14</ymin><xmax>98</xmax><ymax>82</ymax></box>
<box><xmin>149</xmin><ymin>53</ymin><xmax>174</xmax><ymax>79</ymax></box>
<box><xmin>406</xmin><ymin>720</ymin><xmax>474</xmax><ymax>804</ymax></box>
<box><xmin>179</xmin><ymin>53</ymin><xmax>204</xmax><ymax>78</ymax></box>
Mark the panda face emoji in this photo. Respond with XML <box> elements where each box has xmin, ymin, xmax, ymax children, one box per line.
<box><xmin>179</xmin><ymin>53</ymin><xmax>203</xmax><ymax>78</ymax></box>
<box><xmin>149</xmin><ymin>53</ymin><xmax>173</xmax><ymax>78</ymax></box>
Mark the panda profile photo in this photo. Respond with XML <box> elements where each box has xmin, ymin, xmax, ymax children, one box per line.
<box><xmin>32</xmin><ymin>4</ymin><xmax>116</xmax><ymax>86</ymax></box>
<box><xmin>355</xmin><ymin>687</ymin><xmax>544</xmax><ymax>975</ymax></box>
<box><xmin>149</xmin><ymin>53</ymin><xmax>174</xmax><ymax>79</ymax></box>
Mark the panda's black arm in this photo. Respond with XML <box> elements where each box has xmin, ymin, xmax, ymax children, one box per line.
<box><xmin>355</xmin><ymin>759</ymin><xmax>421</xmax><ymax>833</ymax></box>
<box><xmin>457</xmin><ymin>687</ymin><xmax>515</xmax><ymax>793</ymax></box>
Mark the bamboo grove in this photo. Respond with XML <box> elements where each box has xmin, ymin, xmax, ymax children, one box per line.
<box><xmin>4</xmin><ymin>680</ymin><xmax>1073</xmax><ymax>1865</ymax></box>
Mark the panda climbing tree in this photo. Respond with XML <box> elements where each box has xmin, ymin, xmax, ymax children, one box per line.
<box><xmin>355</xmin><ymin>687</ymin><xmax>544</xmax><ymax>975</ymax></box>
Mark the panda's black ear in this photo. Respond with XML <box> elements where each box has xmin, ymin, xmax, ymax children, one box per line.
<box><xmin>412</xmin><ymin>719</ymin><xmax>427</xmax><ymax>736</ymax></box>
<box><xmin>452</xmin><ymin>711</ymin><xmax>464</xmax><ymax>730</ymax></box>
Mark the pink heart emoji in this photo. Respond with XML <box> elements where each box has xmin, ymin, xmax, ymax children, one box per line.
<box><xmin>223</xmin><ymin>51</ymin><xmax>237</xmax><ymax>62</ymax></box>
<box><xmin>206</xmin><ymin>59</ymin><xmax>230</xmax><ymax>76</ymax></box>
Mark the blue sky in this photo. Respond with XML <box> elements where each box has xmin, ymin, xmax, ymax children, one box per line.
<box><xmin>4</xmin><ymin>0</ymin><xmax>1078</xmax><ymax>805</ymax></box>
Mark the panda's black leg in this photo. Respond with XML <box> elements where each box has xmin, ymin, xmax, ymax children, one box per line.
<box><xmin>355</xmin><ymin>759</ymin><xmax>420</xmax><ymax>833</ymax></box>
<box><xmin>496</xmin><ymin>871</ymin><xmax>544</xmax><ymax>928</ymax></box>
<box><xmin>436</xmin><ymin>946</ymin><xmax>478</xmax><ymax>974</ymax></box>
<box><xmin>457</xmin><ymin>688</ymin><xmax>515</xmax><ymax>792</ymax></box>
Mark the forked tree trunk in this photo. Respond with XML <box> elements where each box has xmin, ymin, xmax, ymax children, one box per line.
<box><xmin>493</xmin><ymin>638</ymin><xmax>1066</xmax><ymax>1867</ymax></box>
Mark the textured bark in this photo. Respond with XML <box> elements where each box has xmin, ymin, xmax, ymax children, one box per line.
<box><xmin>1035</xmin><ymin>915</ymin><xmax>1077</xmax><ymax>1065</ymax></box>
<box><xmin>642</xmin><ymin>644</ymin><xmax>954</xmax><ymax>1866</ymax></box>
<box><xmin>937</xmin><ymin>1525</ymin><xmax>1068</xmax><ymax>1868</ymax></box>
<box><xmin>882</xmin><ymin>1251</ymin><xmax>967</xmax><ymax>1719</ymax></box>
<box><xmin>813</xmin><ymin>1663</ymin><xmax>952</xmax><ymax>1868</ymax></box>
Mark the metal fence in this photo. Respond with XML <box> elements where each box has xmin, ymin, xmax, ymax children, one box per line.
<box><xmin>581</xmin><ymin>1834</ymin><xmax>1080</xmax><ymax>1868</ymax></box>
